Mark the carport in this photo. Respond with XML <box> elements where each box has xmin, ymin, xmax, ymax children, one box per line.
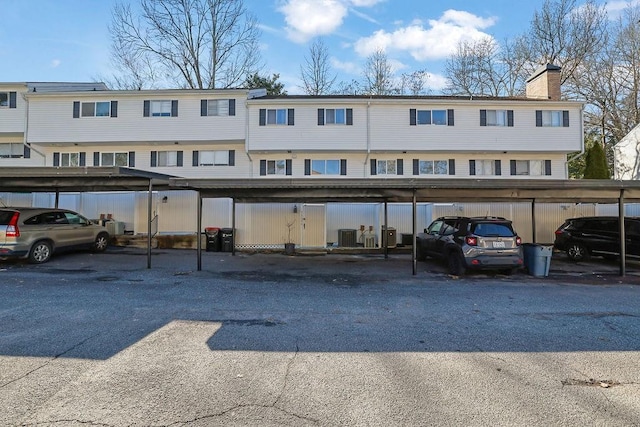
<box><xmin>0</xmin><ymin>167</ymin><xmax>173</xmax><ymax>268</ymax></box>
<box><xmin>170</xmin><ymin>177</ymin><xmax>640</xmax><ymax>277</ymax></box>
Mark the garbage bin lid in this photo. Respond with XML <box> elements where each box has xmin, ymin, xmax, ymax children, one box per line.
<box><xmin>205</xmin><ymin>227</ymin><xmax>220</xmax><ymax>231</ymax></box>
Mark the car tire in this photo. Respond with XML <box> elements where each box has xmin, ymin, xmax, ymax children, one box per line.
<box><xmin>93</xmin><ymin>233</ymin><xmax>109</xmax><ymax>252</ymax></box>
<box><xmin>448</xmin><ymin>252</ymin><xmax>466</xmax><ymax>276</ymax></box>
<box><xmin>566</xmin><ymin>243</ymin><xmax>589</xmax><ymax>262</ymax></box>
<box><xmin>29</xmin><ymin>241</ymin><xmax>52</xmax><ymax>264</ymax></box>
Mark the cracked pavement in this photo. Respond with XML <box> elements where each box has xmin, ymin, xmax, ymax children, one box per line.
<box><xmin>1</xmin><ymin>249</ymin><xmax>640</xmax><ymax>426</ymax></box>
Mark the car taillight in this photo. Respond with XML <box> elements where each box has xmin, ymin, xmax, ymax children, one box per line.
<box><xmin>465</xmin><ymin>236</ymin><xmax>477</xmax><ymax>246</ymax></box>
<box><xmin>516</xmin><ymin>236</ymin><xmax>522</xmax><ymax>246</ymax></box>
<box><xmin>554</xmin><ymin>229</ymin><xmax>564</xmax><ymax>235</ymax></box>
<box><xmin>6</xmin><ymin>212</ymin><xmax>20</xmax><ymax>238</ymax></box>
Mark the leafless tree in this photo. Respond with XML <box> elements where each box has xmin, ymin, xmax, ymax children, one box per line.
<box><xmin>300</xmin><ymin>39</ymin><xmax>336</xmax><ymax>95</ymax></box>
<box><xmin>362</xmin><ymin>49</ymin><xmax>395</xmax><ymax>95</ymax></box>
<box><xmin>399</xmin><ymin>70</ymin><xmax>429</xmax><ymax>95</ymax></box>
<box><xmin>109</xmin><ymin>0</ymin><xmax>262</xmax><ymax>89</ymax></box>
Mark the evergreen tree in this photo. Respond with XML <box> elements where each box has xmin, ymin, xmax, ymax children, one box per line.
<box><xmin>582</xmin><ymin>142</ymin><xmax>610</xmax><ymax>179</ymax></box>
<box><xmin>244</xmin><ymin>73</ymin><xmax>287</xmax><ymax>96</ymax></box>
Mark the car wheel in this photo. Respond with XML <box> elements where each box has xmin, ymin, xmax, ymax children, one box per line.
<box><xmin>448</xmin><ymin>252</ymin><xmax>466</xmax><ymax>276</ymax></box>
<box><xmin>29</xmin><ymin>241</ymin><xmax>52</xmax><ymax>264</ymax></box>
<box><xmin>566</xmin><ymin>243</ymin><xmax>589</xmax><ymax>262</ymax></box>
<box><xmin>93</xmin><ymin>233</ymin><xmax>109</xmax><ymax>252</ymax></box>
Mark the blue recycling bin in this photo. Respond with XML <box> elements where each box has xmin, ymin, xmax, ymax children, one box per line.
<box><xmin>523</xmin><ymin>244</ymin><xmax>553</xmax><ymax>277</ymax></box>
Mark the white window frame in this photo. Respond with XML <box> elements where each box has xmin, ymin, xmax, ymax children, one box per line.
<box><xmin>267</xmin><ymin>109</ymin><xmax>287</xmax><ymax>125</ymax></box>
<box><xmin>377</xmin><ymin>159</ymin><xmax>397</xmax><ymax>175</ymax></box>
<box><xmin>486</xmin><ymin>110</ymin><xmax>507</xmax><ymax>126</ymax></box>
<box><xmin>157</xmin><ymin>151</ymin><xmax>179</xmax><ymax>167</ymax></box>
<box><xmin>101</xmin><ymin>152</ymin><xmax>129</xmax><ymax>167</ymax></box>
<box><xmin>206</xmin><ymin>99</ymin><xmax>229</xmax><ymax>116</ymax></box>
<box><xmin>61</xmin><ymin>152</ymin><xmax>80</xmax><ymax>167</ymax></box>
<box><xmin>81</xmin><ymin>101</ymin><xmax>110</xmax><ymax>117</ymax></box>
<box><xmin>325</xmin><ymin>108</ymin><xmax>346</xmax><ymax>125</ymax></box>
<box><xmin>267</xmin><ymin>159</ymin><xmax>286</xmax><ymax>175</ymax></box>
<box><xmin>418</xmin><ymin>160</ymin><xmax>448</xmax><ymax>175</ymax></box>
<box><xmin>311</xmin><ymin>159</ymin><xmax>340</xmax><ymax>175</ymax></box>
<box><xmin>199</xmin><ymin>150</ymin><xmax>229</xmax><ymax>166</ymax></box>
<box><xmin>474</xmin><ymin>160</ymin><xmax>498</xmax><ymax>176</ymax></box>
<box><xmin>417</xmin><ymin>109</ymin><xmax>447</xmax><ymax>125</ymax></box>
<box><xmin>151</xmin><ymin>100</ymin><xmax>172</xmax><ymax>117</ymax></box>
<box><xmin>0</xmin><ymin>143</ymin><xmax>24</xmax><ymax>158</ymax></box>
<box><xmin>0</xmin><ymin>92</ymin><xmax>8</xmax><ymax>108</ymax></box>
<box><xmin>541</xmin><ymin>110</ymin><xmax>563</xmax><ymax>127</ymax></box>
<box><xmin>514</xmin><ymin>160</ymin><xmax>545</xmax><ymax>176</ymax></box>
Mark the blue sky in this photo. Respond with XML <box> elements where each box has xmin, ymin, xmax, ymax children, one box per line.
<box><xmin>0</xmin><ymin>0</ymin><xmax>636</xmax><ymax>93</ymax></box>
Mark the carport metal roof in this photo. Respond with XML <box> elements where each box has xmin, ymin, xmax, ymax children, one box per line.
<box><xmin>170</xmin><ymin>177</ymin><xmax>640</xmax><ymax>203</ymax></box>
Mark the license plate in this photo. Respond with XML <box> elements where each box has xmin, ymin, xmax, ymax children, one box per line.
<box><xmin>493</xmin><ymin>241</ymin><xmax>506</xmax><ymax>248</ymax></box>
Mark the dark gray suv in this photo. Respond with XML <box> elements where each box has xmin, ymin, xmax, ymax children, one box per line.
<box><xmin>416</xmin><ymin>216</ymin><xmax>524</xmax><ymax>275</ymax></box>
<box><xmin>0</xmin><ymin>207</ymin><xmax>110</xmax><ymax>264</ymax></box>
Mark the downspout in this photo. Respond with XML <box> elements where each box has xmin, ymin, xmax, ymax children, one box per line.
<box><xmin>245</xmin><ymin>98</ymin><xmax>253</xmax><ymax>176</ymax></box>
<box><xmin>22</xmin><ymin>92</ymin><xmax>46</xmax><ymax>164</ymax></box>
<box><xmin>363</xmin><ymin>99</ymin><xmax>371</xmax><ymax>177</ymax></box>
<box><xmin>565</xmin><ymin>104</ymin><xmax>585</xmax><ymax>178</ymax></box>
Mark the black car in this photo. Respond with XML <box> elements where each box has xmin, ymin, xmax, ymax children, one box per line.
<box><xmin>554</xmin><ymin>216</ymin><xmax>640</xmax><ymax>262</ymax></box>
<box><xmin>416</xmin><ymin>216</ymin><xmax>523</xmax><ymax>275</ymax></box>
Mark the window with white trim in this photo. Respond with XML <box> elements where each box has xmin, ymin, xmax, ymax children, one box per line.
<box><xmin>312</xmin><ymin>159</ymin><xmax>340</xmax><ymax>175</ymax></box>
<box><xmin>101</xmin><ymin>152</ymin><xmax>129</xmax><ymax>167</ymax></box>
<box><xmin>0</xmin><ymin>92</ymin><xmax>8</xmax><ymax>108</ymax></box>
<box><xmin>199</xmin><ymin>150</ymin><xmax>230</xmax><ymax>166</ymax></box>
<box><xmin>267</xmin><ymin>160</ymin><xmax>286</xmax><ymax>175</ymax></box>
<box><xmin>158</xmin><ymin>151</ymin><xmax>179</xmax><ymax>167</ymax></box>
<box><xmin>267</xmin><ymin>109</ymin><xmax>287</xmax><ymax>125</ymax></box>
<box><xmin>512</xmin><ymin>160</ymin><xmax>549</xmax><ymax>176</ymax></box>
<box><xmin>0</xmin><ymin>143</ymin><xmax>24</xmax><ymax>158</ymax></box>
<box><xmin>377</xmin><ymin>159</ymin><xmax>397</xmax><ymax>175</ymax></box>
<box><xmin>418</xmin><ymin>160</ymin><xmax>448</xmax><ymax>175</ymax></box>
<box><xmin>540</xmin><ymin>111</ymin><xmax>564</xmax><ymax>127</ymax></box>
<box><xmin>206</xmin><ymin>99</ymin><xmax>229</xmax><ymax>116</ymax></box>
<box><xmin>81</xmin><ymin>101</ymin><xmax>110</xmax><ymax>117</ymax></box>
<box><xmin>61</xmin><ymin>153</ymin><xmax>80</xmax><ymax>167</ymax></box>
<box><xmin>417</xmin><ymin>109</ymin><xmax>447</xmax><ymax>125</ymax></box>
<box><xmin>485</xmin><ymin>110</ymin><xmax>507</xmax><ymax>126</ymax></box>
<box><xmin>151</xmin><ymin>100</ymin><xmax>172</xmax><ymax>117</ymax></box>
<box><xmin>473</xmin><ymin>160</ymin><xmax>500</xmax><ymax>176</ymax></box>
<box><xmin>325</xmin><ymin>109</ymin><xmax>345</xmax><ymax>124</ymax></box>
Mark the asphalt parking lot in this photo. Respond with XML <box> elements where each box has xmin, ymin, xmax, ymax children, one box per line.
<box><xmin>1</xmin><ymin>248</ymin><xmax>640</xmax><ymax>426</ymax></box>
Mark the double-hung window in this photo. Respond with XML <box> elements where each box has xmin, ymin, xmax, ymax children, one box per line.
<box><xmin>259</xmin><ymin>108</ymin><xmax>294</xmax><ymax>126</ymax></box>
<box><xmin>410</xmin><ymin>109</ymin><xmax>454</xmax><ymax>126</ymax></box>
<box><xmin>101</xmin><ymin>152</ymin><xmax>129</xmax><ymax>167</ymax></box>
<box><xmin>81</xmin><ymin>101</ymin><xmax>111</xmax><ymax>117</ymax></box>
<box><xmin>470</xmin><ymin>160</ymin><xmax>502</xmax><ymax>176</ymax></box>
<box><xmin>377</xmin><ymin>160</ymin><xmax>396</xmax><ymax>175</ymax></box>
<box><xmin>143</xmin><ymin>100</ymin><xmax>178</xmax><ymax>117</ymax></box>
<box><xmin>480</xmin><ymin>110</ymin><xmax>513</xmax><ymax>127</ymax></box>
<box><xmin>418</xmin><ymin>160</ymin><xmax>448</xmax><ymax>175</ymax></box>
<box><xmin>0</xmin><ymin>143</ymin><xmax>24</xmax><ymax>158</ymax></box>
<box><xmin>510</xmin><ymin>160</ymin><xmax>551</xmax><ymax>176</ymax></box>
<box><xmin>536</xmin><ymin>110</ymin><xmax>569</xmax><ymax>127</ymax></box>
<box><xmin>201</xmin><ymin>99</ymin><xmax>236</xmax><ymax>116</ymax></box>
<box><xmin>150</xmin><ymin>150</ymin><xmax>183</xmax><ymax>167</ymax></box>
<box><xmin>305</xmin><ymin>159</ymin><xmax>346</xmax><ymax>176</ymax></box>
<box><xmin>317</xmin><ymin>108</ymin><xmax>353</xmax><ymax>125</ymax></box>
<box><xmin>61</xmin><ymin>153</ymin><xmax>80</xmax><ymax>167</ymax></box>
<box><xmin>259</xmin><ymin>159</ymin><xmax>292</xmax><ymax>176</ymax></box>
<box><xmin>200</xmin><ymin>150</ymin><xmax>230</xmax><ymax>166</ymax></box>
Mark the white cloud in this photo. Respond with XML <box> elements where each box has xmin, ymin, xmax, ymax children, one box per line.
<box><xmin>426</xmin><ymin>73</ymin><xmax>448</xmax><ymax>91</ymax></box>
<box><xmin>353</xmin><ymin>9</ymin><xmax>497</xmax><ymax>61</ymax></box>
<box><xmin>278</xmin><ymin>0</ymin><xmax>385</xmax><ymax>43</ymax></box>
<box><xmin>331</xmin><ymin>57</ymin><xmax>361</xmax><ymax>75</ymax></box>
<box><xmin>279</xmin><ymin>0</ymin><xmax>349</xmax><ymax>43</ymax></box>
<box><xmin>50</xmin><ymin>59</ymin><xmax>61</xmax><ymax>68</ymax></box>
<box><xmin>603</xmin><ymin>0</ymin><xmax>640</xmax><ymax>18</ymax></box>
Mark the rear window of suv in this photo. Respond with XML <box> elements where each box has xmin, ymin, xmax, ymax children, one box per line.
<box><xmin>0</xmin><ymin>211</ymin><xmax>17</xmax><ymax>225</ymax></box>
<box><xmin>471</xmin><ymin>222</ymin><xmax>515</xmax><ymax>237</ymax></box>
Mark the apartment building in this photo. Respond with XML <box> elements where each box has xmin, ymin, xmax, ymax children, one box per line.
<box><xmin>0</xmin><ymin>65</ymin><xmax>586</xmax><ymax>246</ymax></box>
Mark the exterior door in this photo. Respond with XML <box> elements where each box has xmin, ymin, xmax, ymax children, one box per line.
<box><xmin>301</xmin><ymin>204</ymin><xmax>326</xmax><ymax>248</ymax></box>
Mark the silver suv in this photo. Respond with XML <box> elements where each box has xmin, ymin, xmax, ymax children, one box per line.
<box><xmin>416</xmin><ymin>216</ymin><xmax>524</xmax><ymax>275</ymax></box>
<box><xmin>0</xmin><ymin>207</ymin><xmax>110</xmax><ymax>264</ymax></box>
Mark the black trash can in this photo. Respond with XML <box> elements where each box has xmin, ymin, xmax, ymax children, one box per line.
<box><xmin>221</xmin><ymin>227</ymin><xmax>234</xmax><ymax>252</ymax></box>
<box><xmin>205</xmin><ymin>227</ymin><xmax>221</xmax><ymax>252</ymax></box>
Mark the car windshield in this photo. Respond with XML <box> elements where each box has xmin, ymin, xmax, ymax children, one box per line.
<box><xmin>472</xmin><ymin>222</ymin><xmax>515</xmax><ymax>237</ymax></box>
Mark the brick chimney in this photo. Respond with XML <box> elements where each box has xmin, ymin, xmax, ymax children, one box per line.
<box><xmin>525</xmin><ymin>64</ymin><xmax>561</xmax><ymax>100</ymax></box>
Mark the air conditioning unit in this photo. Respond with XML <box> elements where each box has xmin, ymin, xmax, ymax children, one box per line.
<box><xmin>338</xmin><ymin>229</ymin><xmax>357</xmax><ymax>247</ymax></box>
<box><xmin>381</xmin><ymin>226</ymin><xmax>397</xmax><ymax>248</ymax></box>
<box><xmin>364</xmin><ymin>235</ymin><xmax>376</xmax><ymax>248</ymax></box>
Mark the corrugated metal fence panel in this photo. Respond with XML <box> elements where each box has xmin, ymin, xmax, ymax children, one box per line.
<box><xmin>0</xmin><ymin>192</ymin><xmax>35</xmax><ymax>207</ymax></box>
<box><xmin>327</xmin><ymin>203</ymin><xmax>379</xmax><ymax>245</ymax></box>
<box><xmin>235</xmin><ymin>203</ymin><xmax>299</xmax><ymax>246</ymax></box>
<box><xmin>533</xmin><ymin>203</ymin><xmax>595</xmax><ymax>244</ymax></box>
<box><xmin>596</xmin><ymin>203</ymin><xmax>640</xmax><ymax>217</ymax></box>
<box><xmin>386</xmin><ymin>203</ymin><xmax>433</xmax><ymax>235</ymax></box>
<box><xmin>82</xmin><ymin>192</ymin><xmax>137</xmax><ymax>232</ymax></box>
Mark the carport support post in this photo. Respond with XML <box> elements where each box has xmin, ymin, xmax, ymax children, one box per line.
<box><xmin>232</xmin><ymin>198</ymin><xmax>236</xmax><ymax>256</ymax></box>
<box><xmin>54</xmin><ymin>190</ymin><xmax>59</xmax><ymax>208</ymax></box>
<box><xmin>412</xmin><ymin>190</ymin><xmax>417</xmax><ymax>276</ymax></box>
<box><xmin>531</xmin><ymin>199</ymin><xmax>536</xmax><ymax>244</ymax></box>
<box><xmin>147</xmin><ymin>180</ymin><xmax>152</xmax><ymax>269</ymax></box>
<box><xmin>619</xmin><ymin>189</ymin><xmax>626</xmax><ymax>277</ymax></box>
<box><xmin>197</xmin><ymin>191</ymin><xmax>202</xmax><ymax>271</ymax></box>
<box><xmin>384</xmin><ymin>201</ymin><xmax>388</xmax><ymax>259</ymax></box>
